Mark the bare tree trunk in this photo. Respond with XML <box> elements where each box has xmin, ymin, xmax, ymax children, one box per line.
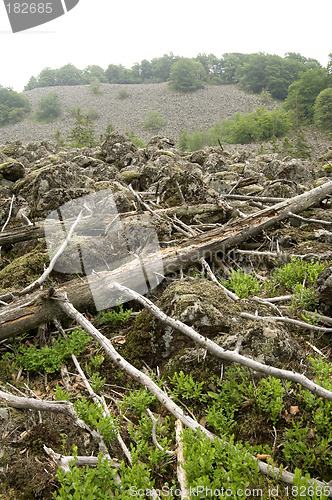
<box><xmin>0</xmin><ymin>180</ymin><xmax>331</xmax><ymax>339</ymax></box>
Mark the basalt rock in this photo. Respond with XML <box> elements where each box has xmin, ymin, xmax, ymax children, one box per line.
<box><xmin>100</xmin><ymin>132</ymin><xmax>137</xmax><ymax>168</ymax></box>
<box><xmin>158</xmin><ymin>168</ymin><xmax>220</xmax><ymax>207</ymax></box>
<box><xmin>13</xmin><ymin>163</ymin><xmax>95</xmax><ymax>216</ymax></box>
<box><xmin>317</xmin><ymin>267</ymin><xmax>332</xmax><ymax>307</ymax></box>
<box><xmin>153</xmin><ymin>279</ymin><xmax>241</xmax><ymax>360</ymax></box>
<box><xmin>0</xmin><ymin>159</ymin><xmax>25</xmax><ymax>182</ymax></box>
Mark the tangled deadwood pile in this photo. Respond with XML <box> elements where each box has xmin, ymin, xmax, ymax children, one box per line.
<box><xmin>0</xmin><ymin>133</ymin><xmax>332</xmax><ymax>498</ymax></box>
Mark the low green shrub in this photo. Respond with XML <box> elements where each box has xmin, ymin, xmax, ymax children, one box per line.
<box><xmin>126</xmin><ymin>131</ymin><xmax>145</xmax><ymax>147</ymax></box>
<box><xmin>74</xmin><ymin>398</ymin><xmax>119</xmax><ymax>444</ymax></box>
<box><xmin>143</xmin><ymin>109</ymin><xmax>165</xmax><ymax>130</ymax></box>
<box><xmin>67</xmin><ymin>108</ymin><xmax>97</xmax><ymax>148</ymax></box>
<box><xmin>89</xmin><ymin>77</ymin><xmax>102</xmax><ymax>96</ymax></box>
<box><xmin>292</xmin><ymin>283</ymin><xmax>320</xmax><ymax>311</ymax></box>
<box><xmin>117</xmin><ymin>88</ymin><xmax>130</xmax><ymax>100</ymax></box>
<box><xmin>177</xmin><ymin>107</ymin><xmax>292</xmax><ymax>150</ymax></box>
<box><xmin>86</xmin><ymin>106</ymin><xmax>99</xmax><ymax>121</ymax></box>
<box><xmin>16</xmin><ymin>328</ymin><xmax>91</xmax><ymax>373</ymax></box>
<box><xmin>96</xmin><ymin>304</ymin><xmax>132</xmax><ymax>325</ymax></box>
<box><xmin>0</xmin><ymin>85</ymin><xmax>31</xmax><ymax>126</ymax></box>
<box><xmin>270</xmin><ymin>257</ymin><xmax>326</xmax><ymax>292</ymax></box>
<box><xmin>255</xmin><ymin>376</ymin><xmax>289</xmax><ymax>425</ymax></box>
<box><xmin>35</xmin><ymin>92</ymin><xmax>61</xmax><ymax>123</ymax></box>
<box><xmin>223</xmin><ymin>269</ymin><xmax>261</xmax><ymax>298</ymax></box>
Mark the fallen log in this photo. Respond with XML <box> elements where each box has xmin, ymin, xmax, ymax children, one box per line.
<box><xmin>0</xmin><ymin>203</ymin><xmax>226</xmax><ymax>247</ymax></box>
<box><xmin>0</xmin><ymin>180</ymin><xmax>331</xmax><ymax>339</ymax></box>
<box><xmin>0</xmin><ymin>223</ymin><xmax>44</xmax><ymax>246</ymax></box>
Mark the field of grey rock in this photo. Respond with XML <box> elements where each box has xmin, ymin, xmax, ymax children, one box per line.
<box><xmin>0</xmin><ymin>82</ymin><xmax>276</xmax><ymax>144</ymax></box>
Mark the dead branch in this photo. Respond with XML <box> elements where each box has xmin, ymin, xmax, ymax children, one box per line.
<box><xmin>111</xmin><ymin>283</ymin><xmax>332</xmax><ymax>401</ymax></box>
<box><xmin>0</xmin><ymin>203</ymin><xmax>226</xmax><ymax>247</ymax></box>
<box><xmin>0</xmin><ymin>216</ymin><xmax>43</xmax><ymax>246</ymax></box>
<box><xmin>234</xmin><ymin>249</ymin><xmax>332</xmax><ymax>263</ymax></box>
<box><xmin>222</xmin><ymin>194</ymin><xmax>285</xmax><ymax>203</ymax></box>
<box><xmin>53</xmin><ymin>293</ymin><xmax>332</xmax><ymax>494</ymax></box>
<box><xmin>288</xmin><ymin>212</ymin><xmax>332</xmax><ymax>227</ymax></box>
<box><xmin>201</xmin><ymin>258</ymin><xmax>239</xmax><ymax>301</ymax></box>
<box><xmin>71</xmin><ymin>353</ymin><xmax>132</xmax><ymax>466</ymax></box>
<box><xmin>0</xmin><ymin>389</ymin><xmax>86</xmax><ymax>426</ymax></box>
<box><xmin>19</xmin><ymin>210</ymin><xmax>84</xmax><ymax>296</ymax></box>
<box><xmin>1</xmin><ymin>194</ymin><xmax>15</xmax><ymax>233</ymax></box>
<box><xmin>175</xmin><ymin>419</ymin><xmax>190</xmax><ymax>500</ymax></box>
<box><xmin>175</xmin><ymin>180</ymin><xmax>186</xmax><ymax>204</ymax></box>
<box><xmin>146</xmin><ymin>408</ymin><xmax>175</xmax><ymax>455</ymax></box>
<box><xmin>240</xmin><ymin>312</ymin><xmax>332</xmax><ymax>333</ymax></box>
<box><xmin>262</xmin><ymin>295</ymin><xmax>293</xmax><ymax>303</ymax></box>
<box><xmin>43</xmin><ymin>445</ymin><xmax>121</xmax><ymax>472</ymax></box>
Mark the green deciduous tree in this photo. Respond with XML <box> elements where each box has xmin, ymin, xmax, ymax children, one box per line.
<box><xmin>150</xmin><ymin>52</ymin><xmax>179</xmax><ymax>82</ymax></box>
<box><xmin>327</xmin><ymin>53</ymin><xmax>332</xmax><ymax>86</ymax></box>
<box><xmin>105</xmin><ymin>64</ymin><xmax>136</xmax><ymax>84</ymax></box>
<box><xmin>195</xmin><ymin>53</ymin><xmax>224</xmax><ymax>82</ymax></box>
<box><xmin>82</xmin><ymin>65</ymin><xmax>107</xmax><ymax>84</ymax></box>
<box><xmin>37</xmin><ymin>67</ymin><xmax>58</xmax><ymax>87</ymax></box>
<box><xmin>219</xmin><ymin>52</ymin><xmax>249</xmax><ymax>84</ymax></box>
<box><xmin>239</xmin><ymin>53</ymin><xmax>315</xmax><ymax>100</ymax></box>
<box><xmin>56</xmin><ymin>64</ymin><xmax>82</xmax><ymax>86</ymax></box>
<box><xmin>284</xmin><ymin>68</ymin><xmax>329</xmax><ymax>122</ymax></box>
<box><xmin>168</xmin><ymin>58</ymin><xmax>207</xmax><ymax>93</ymax></box>
<box><xmin>35</xmin><ymin>92</ymin><xmax>61</xmax><ymax>123</ymax></box>
<box><xmin>140</xmin><ymin>59</ymin><xmax>153</xmax><ymax>82</ymax></box>
<box><xmin>314</xmin><ymin>87</ymin><xmax>332</xmax><ymax>132</ymax></box>
<box><xmin>0</xmin><ymin>85</ymin><xmax>31</xmax><ymax>126</ymax></box>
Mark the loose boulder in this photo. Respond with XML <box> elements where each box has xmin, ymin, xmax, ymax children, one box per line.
<box><xmin>317</xmin><ymin>267</ymin><xmax>332</xmax><ymax>307</ymax></box>
<box><xmin>0</xmin><ymin>159</ymin><xmax>25</xmax><ymax>182</ymax></box>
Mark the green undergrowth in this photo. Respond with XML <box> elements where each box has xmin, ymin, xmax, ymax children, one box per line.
<box><xmin>223</xmin><ymin>269</ymin><xmax>261</xmax><ymax>298</ymax></box>
<box><xmin>96</xmin><ymin>303</ymin><xmax>133</xmax><ymax>325</ymax></box>
<box><xmin>1</xmin><ymin>328</ymin><xmax>91</xmax><ymax>374</ymax></box>
<box><xmin>49</xmin><ymin>358</ymin><xmax>332</xmax><ymax>498</ymax></box>
<box><xmin>207</xmin><ymin>257</ymin><xmax>329</xmax><ymax>312</ymax></box>
<box><xmin>1</xmin><ymin>256</ymin><xmax>332</xmax><ymax>498</ymax></box>
<box><xmin>177</xmin><ymin>107</ymin><xmax>292</xmax><ymax>151</ymax></box>
<box><xmin>267</xmin><ymin>257</ymin><xmax>330</xmax><ymax>311</ymax></box>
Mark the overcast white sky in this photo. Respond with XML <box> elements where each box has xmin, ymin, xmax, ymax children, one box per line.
<box><xmin>0</xmin><ymin>0</ymin><xmax>331</xmax><ymax>92</ymax></box>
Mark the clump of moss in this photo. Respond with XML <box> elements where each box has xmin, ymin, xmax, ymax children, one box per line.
<box><xmin>0</xmin><ymin>249</ymin><xmax>49</xmax><ymax>293</ymax></box>
<box><xmin>120</xmin><ymin>309</ymin><xmax>156</xmax><ymax>367</ymax></box>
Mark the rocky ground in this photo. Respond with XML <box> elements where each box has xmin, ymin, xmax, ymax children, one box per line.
<box><xmin>0</xmin><ymin>129</ymin><xmax>332</xmax><ymax>498</ymax></box>
<box><xmin>0</xmin><ymin>82</ymin><xmax>276</xmax><ymax>145</ymax></box>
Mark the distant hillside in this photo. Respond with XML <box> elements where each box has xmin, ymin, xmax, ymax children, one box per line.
<box><xmin>0</xmin><ymin>83</ymin><xmax>275</xmax><ymax>145</ymax></box>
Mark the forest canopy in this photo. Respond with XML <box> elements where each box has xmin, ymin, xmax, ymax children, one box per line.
<box><xmin>24</xmin><ymin>52</ymin><xmax>324</xmax><ymax>100</ymax></box>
